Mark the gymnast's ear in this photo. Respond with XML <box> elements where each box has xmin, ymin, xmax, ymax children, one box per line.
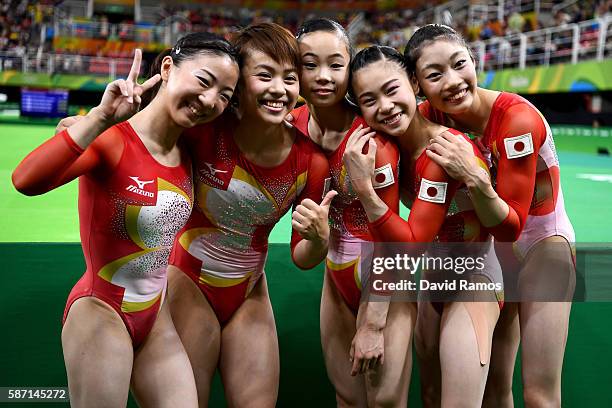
<box><xmin>160</xmin><ymin>56</ymin><xmax>174</xmax><ymax>82</ymax></box>
<box><xmin>410</xmin><ymin>73</ymin><xmax>423</xmax><ymax>98</ymax></box>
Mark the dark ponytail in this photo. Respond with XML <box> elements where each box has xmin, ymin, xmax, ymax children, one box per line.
<box><xmin>141</xmin><ymin>32</ymin><xmax>240</xmax><ymax>107</ymax></box>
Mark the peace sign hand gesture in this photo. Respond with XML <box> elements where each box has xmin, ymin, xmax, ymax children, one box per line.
<box><xmin>95</xmin><ymin>49</ymin><xmax>161</xmax><ymax>126</ymax></box>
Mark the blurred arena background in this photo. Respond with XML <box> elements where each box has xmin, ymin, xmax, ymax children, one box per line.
<box><xmin>0</xmin><ymin>0</ymin><xmax>611</xmax><ymax>406</ymax></box>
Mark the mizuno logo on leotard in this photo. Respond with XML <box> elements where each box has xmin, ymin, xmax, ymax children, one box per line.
<box><xmin>126</xmin><ymin>176</ymin><xmax>155</xmax><ymax>197</ymax></box>
<box><xmin>201</xmin><ymin>163</ymin><xmax>228</xmax><ymax>186</ymax></box>
<box><xmin>204</xmin><ymin>163</ymin><xmax>228</xmax><ymax>176</ymax></box>
<box><xmin>129</xmin><ymin>176</ymin><xmax>154</xmax><ymax>189</ymax></box>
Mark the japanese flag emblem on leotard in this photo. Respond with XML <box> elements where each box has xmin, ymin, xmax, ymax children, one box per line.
<box><xmin>504</xmin><ymin>133</ymin><xmax>534</xmax><ymax>159</ymax></box>
<box><xmin>418</xmin><ymin>178</ymin><xmax>447</xmax><ymax>204</ymax></box>
<box><xmin>372</xmin><ymin>163</ymin><xmax>395</xmax><ymax>189</ymax></box>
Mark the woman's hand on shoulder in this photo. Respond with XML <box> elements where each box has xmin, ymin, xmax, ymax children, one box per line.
<box><xmin>342</xmin><ymin>124</ymin><xmax>377</xmax><ymax>194</ymax></box>
<box><xmin>426</xmin><ymin>130</ymin><xmax>484</xmax><ymax>184</ymax></box>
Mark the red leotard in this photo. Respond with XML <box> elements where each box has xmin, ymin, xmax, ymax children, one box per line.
<box><xmin>420</xmin><ymin>93</ymin><xmax>574</xmax><ymax>258</ymax></box>
<box><xmin>368</xmin><ymin>129</ymin><xmax>503</xmax><ymax>306</ymax></box>
<box><xmin>12</xmin><ymin>122</ymin><xmax>194</xmax><ymax>347</ymax></box>
<box><xmin>292</xmin><ymin>105</ymin><xmax>400</xmax><ymax>313</ymax></box>
<box><xmin>169</xmin><ymin>112</ymin><xmax>329</xmax><ymax>324</ymax></box>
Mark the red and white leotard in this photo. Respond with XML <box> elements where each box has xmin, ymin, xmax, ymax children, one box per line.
<box><xmin>420</xmin><ymin>92</ymin><xmax>575</xmax><ymax>258</ymax></box>
<box><xmin>13</xmin><ymin>122</ymin><xmax>194</xmax><ymax>347</ymax></box>
<box><xmin>292</xmin><ymin>105</ymin><xmax>400</xmax><ymax>313</ymax></box>
<box><xmin>169</xmin><ymin>112</ymin><xmax>329</xmax><ymax>324</ymax></box>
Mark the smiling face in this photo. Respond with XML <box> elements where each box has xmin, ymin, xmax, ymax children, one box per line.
<box><xmin>162</xmin><ymin>52</ymin><xmax>239</xmax><ymax>127</ymax></box>
<box><xmin>237</xmin><ymin>49</ymin><xmax>300</xmax><ymax>125</ymax></box>
<box><xmin>298</xmin><ymin>31</ymin><xmax>351</xmax><ymax>108</ymax></box>
<box><xmin>413</xmin><ymin>39</ymin><xmax>477</xmax><ymax>114</ymax></box>
<box><xmin>351</xmin><ymin>58</ymin><xmax>417</xmax><ymax>138</ymax></box>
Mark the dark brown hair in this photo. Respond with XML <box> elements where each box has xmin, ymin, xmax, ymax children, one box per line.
<box><xmin>232</xmin><ymin>22</ymin><xmax>300</xmax><ymax>71</ymax></box>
